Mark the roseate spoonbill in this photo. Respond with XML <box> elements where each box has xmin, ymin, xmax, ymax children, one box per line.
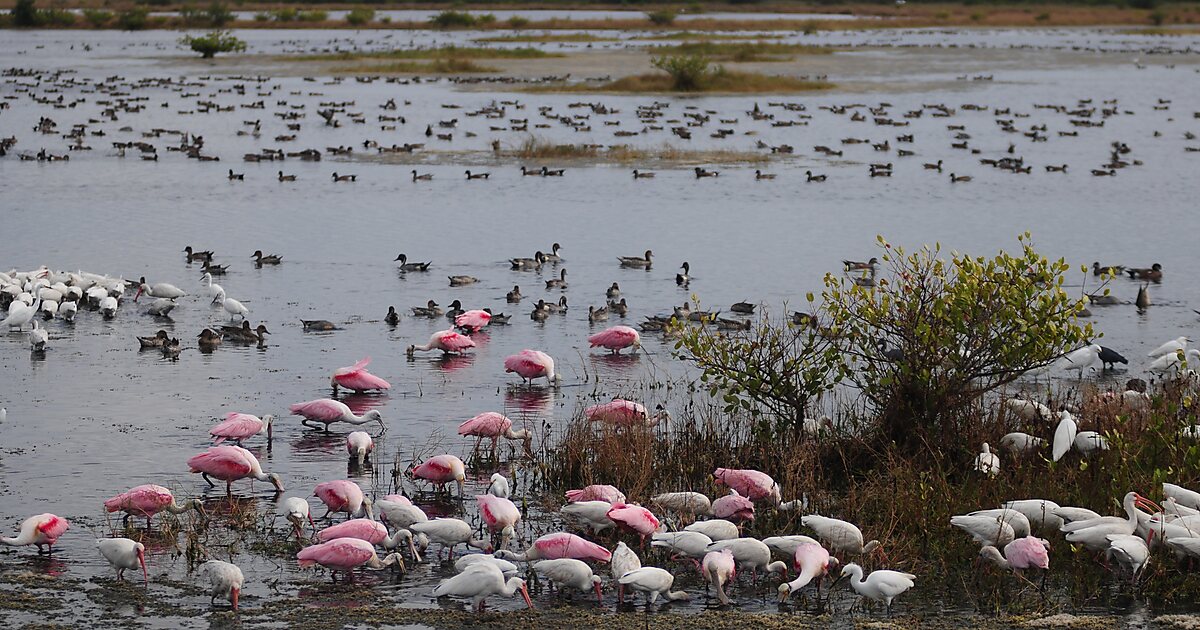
<box><xmin>1106</xmin><ymin>534</ymin><xmax>1150</xmax><ymax>581</ymax></box>
<box><xmin>967</xmin><ymin>509</ymin><xmax>1031</xmax><ymax>537</ymax></box>
<box><xmin>1049</xmin><ymin>413</ymin><xmax>1078</xmax><ymax>459</ymax></box>
<box><xmin>801</xmin><ymin>514</ymin><xmax>884</xmax><ymax>559</ymax></box>
<box><xmin>535</xmin><ymin>559</ymin><xmax>604</xmax><ymax>601</ymax></box>
<box><xmin>412</xmin><ymin>454</ymin><xmax>466</xmax><ymax>495</ymax></box>
<box><xmin>565</xmin><ymin>485</ymin><xmax>625</xmax><ymax>504</ymax></box>
<box><xmin>706</xmin><ymin>538</ymin><xmax>786</xmax><ymax>583</ymax></box>
<box><xmin>346</xmin><ymin>431</ymin><xmax>374</xmax><ymax>467</ymax></box>
<box><xmin>377</xmin><ymin>495</ymin><xmax>428</xmax><ymax>530</ymax></box>
<box><xmin>202</xmin><ymin>560</ymin><xmax>243</xmax><ymax>610</ymax></box>
<box><xmin>455</xmin><ymin>309</ymin><xmax>492</xmax><ymax>333</ymax></box>
<box><xmin>979</xmin><ymin>536</ymin><xmax>1050</xmax><ymax>574</ymax></box>
<box><xmin>607</xmin><ymin>503</ymin><xmax>662</xmax><ymax>545</ymax></box>
<box><xmin>504</xmin><ymin>349</ymin><xmax>561</xmax><ymax>387</ymax></box>
<box><xmin>763</xmin><ymin>535</ymin><xmax>822</xmax><ymax>561</ymax></box>
<box><xmin>495</xmin><ymin>532</ymin><xmax>612</xmax><ymax>563</ymax></box>
<box><xmin>98</xmin><ymin>538</ymin><xmax>147</xmax><ymax>584</ymax></box>
<box><xmin>407</xmin><ymin>329</ymin><xmax>475</xmax><ymax>356</ymax></box>
<box><xmin>619</xmin><ymin>567</ymin><xmax>690</xmax><ymax>605</ymax></box>
<box><xmin>104</xmin><ymin>484</ymin><xmax>204</xmax><ymax>527</ymax></box>
<box><xmin>703</xmin><ymin>548</ymin><xmax>737</xmax><ymax>605</ymax></box>
<box><xmin>409</xmin><ymin>518</ymin><xmax>491</xmax><ymax>559</ymax></box>
<box><xmin>433</xmin><ymin>562</ymin><xmax>533</xmax><ymax>612</ymax></box>
<box><xmin>330</xmin><ymin>357</ymin><xmax>391</xmax><ymax>394</ymax></box>
<box><xmin>585</xmin><ymin>399</ymin><xmax>669</xmax><ymax>427</ymax></box>
<box><xmin>712</xmin><ymin>491</ymin><xmax>755</xmax><ymax>522</ymax></box>
<box><xmin>297</xmin><ymin>537</ymin><xmax>405</xmax><ymax>579</ymax></box>
<box><xmin>187</xmin><ymin>446</ymin><xmax>284</xmax><ymax>495</ymax></box>
<box><xmin>2</xmin><ymin>513</ymin><xmax>69</xmax><ymax>553</ymax></box>
<box><xmin>588</xmin><ymin>326</ymin><xmax>641</xmax><ymax>354</ymax></box>
<box><xmin>651</xmin><ymin>492</ymin><xmax>712</xmax><ymax>520</ymax></box>
<box><xmin>209</xmin><ymin>413</ymin><xmax>273</xmax><ymax>445</ymax></box>
<box><xmin>134</xmin><ymin>278</ymin><xmax>185</xmax><ymax>301</ymax></box>
<box><xmin>685</xmin><ymin>519</ymin><xmax>740</xmax><ymax>542</ymax></box>
<box><xmin>713</xmin><ymin>468</ymin><xmax>782</xmax><ymax>504</ymax></box>
<box><xmin>611</xmin><ymin>542</ymin><xmax>642</xmax><ymax>602</ymax></box>
<box><xmin>289</xmin><ymin>398</ymin><xmax>385</xmax><ymax>434</ymax></box>
<box><xmin>457</xmin><ymin>412</ymin><xmax>532</xmax><ymax>455</ymax></box>
<box><xmin>1062</xmin><ymin>492</ymin><xmax>1160</xmax><ymax>552</ymax></box>
<box><xmin>999</xmin><ymin>432</ymin><xmax>1045</xmax><ymax>454</ymax></box>
<box><xmin>950</xmin><ymin>514</ymin><xmax>1016</xmax><ymax>547</ymax></box>
<box><xmin>1004</xmin><ymin>398</ymin><xmax>1051</xmax><ymax>421</ymax></box>
<box><xmin>652</xmin><ymin>531</ymin><xmax>713</xmax><ymax>563</ymax></box>
<box><xmin>282</xmin><ymin>497</ymin><xmax>314</xmax><ymax>536</ymax></box>
<box><xmin>837</xmin><ymin>563</ymin><xmax>915</xmax><ymax>615</ymax></box>
<box><xmin>313</xmin><ymin>480</ymin><xmax>373</xmax><ymax>520</ymax></box>
<box><xmin>455</xmin><ymin>553</ymin><xmax>519</xmax><ymax>577</ymax></box>
<box><xmin>561</xmin><ymin>501</ymin><xmax>617</xmax><ymax>535</ymax></box>
<box><xmin>315</xmin><ymin>519</ymin><xmax>421</xmax><ymax>558</ymax></box>
<box><xmin>487</xmin><ymin>473</ymin><xmax>510</xmax><ymax>499</ymax></box>
<box><xmin>974</xmin><ymin>443</ymin><xmax>1000</xmax><ymax>476</ymax></box>
<box><xmin>778</xmin><ymin>542</ymin><xmax>835</xmax><ymax>601</ymax></box>
<box><xmin>477</xmin><ymin>495</ymin><xmax>520</xmax><ymax>547</ymax></box>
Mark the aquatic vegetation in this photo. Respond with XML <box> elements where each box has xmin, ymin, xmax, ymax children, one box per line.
<box><xmin>651</xmin><ymin>41</ymin><xmax>833</xmax><ymax>62</ymax></box>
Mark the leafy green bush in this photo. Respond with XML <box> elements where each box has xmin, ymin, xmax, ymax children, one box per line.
<box><xmin>180</xmin><ymin>30</ymin><xmax>247</xmax><ymax>58</ymax></box>
<box><xmin>651</xmin><ymin>54</ymin><xmax>712</xmax><ymax>90</ymax></box>
<box><xmin>646</xmin><ymin>10</ymin><xmax>676</xmax><ymax>26</ymax></box>
<box><xmin>346</xmin><ymin>8</ymin><xmax>375</xmax><ymax>26</ymax></box>
<box><xmin>296</xmin><ymin>10</ymin><xmax>327</xmax><ymax>22</ymax></box>
<box><xmin>429</xmin><ymin>10</ymin><xmax>478</xmax><ymax>28</ymax></box>
<box><xmin>271</xmin><ymin>8</ymin><xmax>296</xmax><ymax>22</ymax></box>
<box><xmin>252</xmin><ymin>11</ymin><xmax>269</xmax><ymax>22</ymax></box>
<box><xmin>118</xmin><ymin>8</ymin><xmax>149</xmax><ymax>31</ymax></box>
<box><xmin>507</xmin><ymin>16</ymin><xmax>529</xmax><ymax>29</ymax></box>
<box><xmin>82</xmin><ymin>9</ymin><xmax>113</xmax><ymax>27</ymax></box>
<box><xmin>38</xmin><ymin>8</ymin><xmax>75</xmax><ymax>26</ymax></box>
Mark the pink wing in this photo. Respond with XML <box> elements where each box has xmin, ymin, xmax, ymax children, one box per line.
<box><xmin>458</xmin><ymin>412</ymin><xmax>511</xmax><ymax>437</ymax></box>
<box><xmin>1006</xmin><ymin>536</ymin><xmax>1050</xmax><ymax>570</ymax></box>
<box><xmin>535</xmin><ymin>532</ymin><xmax>612</xmax><ymax>563</ymax></box>
<box><xmin>290</xmin><ymin>399</ymin><xmax>349</xmax><ymax>421</ymax></box>
<box><xmin>314</xmin><ymin>480</ymin><xmax>360</xmax><ymax>511</ymax></box>
<box><xmin>316</xmin><ymin>519</ymin><xmax>387</xmax><ymax>544</ymax></box>
<box><xmin>104</xmin><ymin>484</ymin><xmax>173</xmax><ymax>514</ymax></box>
<box><xmin>335</xmin><ymin>371</ymin><xmax>391</xmax><ymax>391</ymax></box>
<box><xmin>477</xmin><ymin>495</ymin><xmax>520</xmax><ymax>529</ymax></box>
<box><xmin>381</xmin><ymin>494</ymin><xmax>412</xmax><ymax>506</ymax></box>
<box><xmin>297</xmin><ymin>538</ymin><xmax>375</xmax><ymax>569</ymax></box>
<box><xmin>414</xmin><ymin>455</ymin><xmax>458</xmax><ymax>482</ymax></box>
<box><xmin>435</xmin><ymin>330</ymin><xmax>476</xmax><ymax>352</ymax></box>
<box><xmin>334</xmin><ymin>357</ymin><xmax>372</xmax><ymax>377</ymax></box>
<box><xmin>585</xmin><ymin>400</ymin><xmax>646</xmax><ymax>425</ymax></box>
<box><xmin>565</xmin><ymin>485</ymin><xmax>626</xmax><ymax>504</ymax></box>
<box><xmin>588</xmin><ymin>326</ymin><xmax>638</xmax><ymax>349</ymax></box>
<box><xmin>505</xmin><ymin>350</ymin><xmax>549</xmax><ymax>378</ymax></box>
<box><xmin>712</xmin><ymin>494</ymin><xmax>755</xmax><ymax>521</ymax></box>
<box><xmin>607</xmin><ymin>504</ymin><xmax>660</xmax><ymax>535</ymax></box>
<box><xmin>187</xmin><ymin>447</ymin><xmax>252</xmax><ymax>480</ymax></box>
<box><xmin>37</xmin><ymin>514</ymin><xmax>69</xmax><ymax>543</ymax></box>
<box><xmin>210</xmin><ymin>413</ymin><xmax>263</xmax><ymax>443</ymax></box>
<box><xmin>713</xmin><ymin>468</ymin><xmax>776</xmax><ymax>501</ymax></box>
<box><xmin>455</xmin><ymin>310</ymin><xmax>491</xmax><ymax>331</ymax></box>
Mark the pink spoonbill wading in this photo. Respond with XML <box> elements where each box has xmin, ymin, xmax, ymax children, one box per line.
<box><xmin>778</xmin><ymin>541</ymin><xmax>836</xmax><ymax>601</ymax></box>
<box><xmin>496</xmin><ymin>531</ymin><xmax>613</xmax><ymax>563</ymax></box>
<box><xmin>330</xmin><ymin>357</ymin><xmax>391</xmax><ymax>394</ymax></box>
<box><xmin>477</xmin><ymin>494</ymin><xmax>521</xmax><ymax>547</ymax></box>
<box><xmin>297</xmin><ymin>537</ymin><xmax>404</xmax><ymax>581</ymax></box>
<box><xmin>186</xmin><ymin>446</ymin><xmax>284</xmax><ymax>495</ymax></box>
<box><xmin>504</xmin><ymin>349</ymin><xmax>561</xmax><ymax>387</ymax></box>
<box><xmin>412</xmin><ymin>454</ymin><xmax>467</xmax><ymax>495</ymax></box>
<box><xmin>289</xmin><ymin>398</ymin><xmax>386</xmax><ymax>434</ymax></box>
<box><xmin>346</xmin><ymin>431</ymin><xmax>374</xmax><ymax>467</ymax></box>
<box><xmin>588</xmin><ymin>325</ymin><xmax>641</xmax><ymax>354</ymax></box>
<box><xmin>208</xmin><ymin>413</ymin><xmax>274</xmax><ymax>446</ymax></box>
<box><xmin>406</xmin><ymin>329</ymin><xmax>475</xmax><ymax>357</ymax></box>
<box><xmin>454</xmin><ymin>309</ymin><xmax>492</xmax><ymax>333</ymax></box>
<box><xmin>2</xmin><ymin>513</ymin><xmax>69</xmax><ymax>553</ymax></box>
<box><xmin>704</xmin><ymin>548</ymin><xmax>737</xmax><ymax>605</ymax></box>
<box><xmin>104</xmin><ymin>484</ymin><xmax>205</xmax><ymax>527</ymax></box>
<box><xmin>313</xmin><ymin>480</ymin><xmax>373</xmax><ymax>520</ymax></box>
<box><xmin>457</xmin><ymin>412</ymin><xmax>533</xmax><ymax>456</ymax></box>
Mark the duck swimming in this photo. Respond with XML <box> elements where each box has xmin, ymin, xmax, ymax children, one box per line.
<box><xmin>619</xmin><ymin>250</ymin><xmax>653</xmax><ymax>269</ymax></box>
<box><xmin>394</xmin><ymin>254</ymin><xmax>431</xmax><ymax>272</ymax></box>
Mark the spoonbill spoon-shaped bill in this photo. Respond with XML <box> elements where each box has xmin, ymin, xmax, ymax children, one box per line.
<box><xmin>565</xmin><ymin>484</ymin><xmax>625</xmax><ymax>504</ymax></box>
<box><xmin>588</xmin><ymin>325</ymin><xmax>641</xmax><ymax>353</ymax></box>
<box><xmin>1</xmin><ymin>513</ymin><xmax>69</xmax><ymax>552</ymax></box>
<box><xmin>209</xmin><ymin>413</ymin><xmax>273</xmax><ymax>445</ymax></box>
<box><xmin>346</xmin><ymin>431</ymin><xmax>374</xmax><ymax>466</ymax></box>
<box><xmin>703</xmin><ymin>548</ymin><xmax>737</xmax><ymax>604</ymax></box>
<box><xmin>98</xmin><ymin>538</ymin><xmax>148</xmax><ymax>584</ymax></box>
<box><xmin>202</xmin><ymin>560</ymin><xmax>244</xmax><ymax>610</ymax></box>
<box><xmin>779</xmin><ymin>542</ymin><xmax>834</xmax><ymax>600</ymax></box>
<box><xmin>407</xmin><ymin>329</ymin><xmax>475</xmax><ymax>356</ymax></box>
<box><xmin>713</xmin><ymin>468</ymin><xmax>781</xmax><ymax>504</ymax></box>
<box><xmin>331</xmin><ymin>357</ymin><xmax>391</xmax><ymax>393</ymax></box>
<box><xmin>433</xmin><ymin>562</ymin><xmax>533</xmax><ymax>612</ymax></box>
<box><xmin>534</xmin><ymin>558</ymin><xmax>604</xmax><ymax>601</ymax></box>
<box><xmin>979</xmin><ymin>536</ymin><xmax>1050</xmax><ymax>572</ymax></box>
<box><xmin>289</xmin><ymin>398</ymin><xmax>385</xmax><ymax>433</ymax></box>
<box><xmin>457</xmin><ymin>412</ymin><xmax>531</xmax><ymax>452</ymax></box>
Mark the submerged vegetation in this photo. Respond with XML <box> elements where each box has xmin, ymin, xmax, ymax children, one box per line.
<box><xmin>508</xmin><ymin>138</ymin><xmax>769</xmax><ymax>164</ymax></box>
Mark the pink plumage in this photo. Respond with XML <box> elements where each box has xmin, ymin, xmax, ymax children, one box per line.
<box><xmin>381</xmin><ymin>494</ymin><xmax>412</xmax><ymax>506</ymax></box>
<box><xmin>209</xmin><ymin>413</ymin><xmax>269</xmax><ymax>444</ymax></box>
<box><xmin>712</xmin><ymin>492</ymin><xmax>756</xmax><ymax>522</ymax></box>
<box><xmin>584</xmin><ymin>399</ymin><xmax>648</xmax><ymax>426</ymax></box>
<box><xmin>314</xmin><ymin>480</ymin><xmax>367</xmax><ymax>515</ymax></box>
<box><xmin>187</xmin><ymin>446</ymin><xmax>255</xmax><ymax>481</ymax></box>
<box><xmin>532</xmin><ymin>532</ymin><xmax>612</xmax><ymax>563</ymax></box>
<box><xmin>504</xmin><ymin>349</ymin><xmax>556</xmax><ymax>384</ymax></box>
<box><xmin>297</xmin><ymin>537</ymin><xmax>378</xmax><ymax>570</ymax></box>
<box><xmin>316</xmin><ymin>518</ymin><xmax>389</xmax><ymax>545</ymax></box>
<box><xmin>565</xmin><ymin>484</ymin><xmax>626</xmax><ymax>504</ymax></box>
<box><xmin>423</xmin><ymin>330</ymin><xmax>475</xmax><ymax>353</ymax></box>
<box><xmin>588</xmin><ymin>326</ymin><xmax>640</xmax><ymax>353</ymax></box>
<box><xmin>477</xmin><ymin>495</ymin><xmax>521</xmax><ymax>532</ymax></box>
<box><xmin>458</xmin><ymin>412</ymin><xmax>512</xmax><ymax>438</ymax></box>
<box><xmin>606</xmin><ymin>503</ymin><xmax>660</xmax><ymax>539</ymax></box>
<box><xmin>413</xmin><ymin>454</ymin><xmax>465</xmax><ymax>484</ymax></box>
<box><xmin>331</xmin><ymin>357</ymin><xmax>391</xmax><ymax>393</ymax></box>
<box><xmin>713</xmin><ymin>467</ymin><xmax>781</xmax><ymax>504</ymax></box>
<box><xmin>1005</xmin><ymin>536</ymin><xmax>1050</xmax><ymax>570</ymax></box>
<box><xmin>104</xmin><ymin>484</ymin><xmax>177</xmax><ymax>517</ymax></box>
<box><xmin>454</xmin><ymin>310</ymin><xmax>492</xmax><ymax>333</ymax></box>
<box><xmin>290</xmin><ymin>398</ymin><xmax>351</xmax><ymax>422</ymax></box>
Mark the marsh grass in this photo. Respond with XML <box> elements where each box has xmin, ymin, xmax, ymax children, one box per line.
<box><xmin>332</xmin><ymin>58</ymin><xmax>499</xmax><ymax>74</ymax></box>
<box><xmin>508</xmin><ymin>138</ymin><xmax>769</xmax><ymax>165</ymax></box>
<box><xmin>295</xmin><ymin>46</ymin><xmax>557</xmax><ymax>63</ymax></box>
<box><xmin>652</xmin><ymin>41</ymin><xmax>833</xmax><ymax>62</ymax></box>
<box><xmin>534</xmin><ymin>372</ymin><xmax>1200</xmax><ymax>604</ymax></box>
<box><xmin>473</xmin><ymin>33</ymin><xmax>616</xmax><ymax>43</ymax></box>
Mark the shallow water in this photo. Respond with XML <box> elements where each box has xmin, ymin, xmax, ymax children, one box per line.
<box><xmin>1</xmin><ymin>23</ymin><xmax>1199</xmax><ymax>626</ymax></box>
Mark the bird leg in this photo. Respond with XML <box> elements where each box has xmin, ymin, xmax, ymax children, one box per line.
<box><xmin>201</xmin><ymin>473</ymin><xmax>216</xmax><ymax>488</ymax></box>
<box><xmin>225</xmin><ymin>481</ymin><xmax>233</xmax><ymax>496</ymax></box>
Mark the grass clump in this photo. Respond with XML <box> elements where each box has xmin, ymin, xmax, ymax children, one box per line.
<box><xmin>653</xmin><ymin>41</ymin><xmax>831</xmax><ymax>62</ymax></box>
<box><xmin>429</xmin><ymin>10</ymin><xmax>495</xmax><ymax>29</ymax></box>
<box><xmin>564</xmin><ymin>55</ymin><xmax>832</xmax><ymax>95</ymax></box>
<box><xmin>334</xmin><ymin>59</ymin><xmax>498</xmax><ymax>75</ymax></box>
<box><xmin>509</xmin><ymin>138</ymin><xmax>768</xmax><ymax>165</ymax></box>
<box><xmin>474</xmin><ymin>33</ymin><xmax>615</xmax><ymax>44</ymax></box>
<box><xmin>346</xmin><ymin>8</ymin><xmax>375</xmax><ymax>27</ymax></box>
<box><xmin>646</xmin><ymin>10</ymin><xmax>677</xmax><ymax>26</ymax></box>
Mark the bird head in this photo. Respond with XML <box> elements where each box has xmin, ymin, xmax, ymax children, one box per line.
<box><xmin>267</xmin><ymin>473</ymin><xmax>284</xmax><ymax>494</ymax></box>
